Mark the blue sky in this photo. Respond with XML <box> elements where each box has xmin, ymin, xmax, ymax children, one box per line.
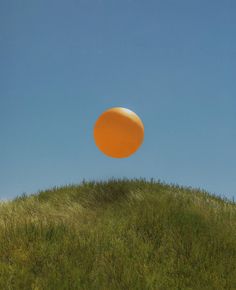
<box><xmin>1</xmin><ymin>0</ymin><xmax>235</xmax><ymax>199</ymax></box>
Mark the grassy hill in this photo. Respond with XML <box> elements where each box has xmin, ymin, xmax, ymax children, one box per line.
<box><xmin>0</xmin><ymin>179</ymin><xmax>235</xmax><ymax>290</ymax></box>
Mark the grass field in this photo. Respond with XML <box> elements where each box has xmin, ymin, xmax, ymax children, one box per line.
<box><xmin>0</xmin><ymin>179</ymin><xmax>235</xmax><ymax>290</ymax></box>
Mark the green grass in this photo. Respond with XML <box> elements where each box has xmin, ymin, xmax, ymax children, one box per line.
<box><xmin>0</xmin><ymin>179</ymin><xmax>235</xmax><ymax>290</ymax></box>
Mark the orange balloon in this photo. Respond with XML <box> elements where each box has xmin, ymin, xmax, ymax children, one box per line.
<box><xmin>94</xmin><ymin>107</ymin><xmax>144</xmax><ymax>158</ymax></box>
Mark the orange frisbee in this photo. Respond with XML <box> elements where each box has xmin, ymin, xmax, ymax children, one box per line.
<box><xmin>93</xmin><ymin>107</ymin><xmax>144</xmax><ymax>158</ymax></box>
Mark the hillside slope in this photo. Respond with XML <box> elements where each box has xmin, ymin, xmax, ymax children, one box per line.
<box><xmin>0</xmin><ymin>179</ymin><xmax>235</xmax><ymax>290</ymax></box>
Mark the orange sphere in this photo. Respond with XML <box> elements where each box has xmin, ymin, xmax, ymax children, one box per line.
<box><xmin>94</xmin><ymin>107</ymin><xmax>144</xmax><ymax>158</ymax></box>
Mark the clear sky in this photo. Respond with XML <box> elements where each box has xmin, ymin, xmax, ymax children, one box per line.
<box><xmin>1</xmin><ymin>0</ymin><xmax>235</xmax><ymax>200</ymax></box>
